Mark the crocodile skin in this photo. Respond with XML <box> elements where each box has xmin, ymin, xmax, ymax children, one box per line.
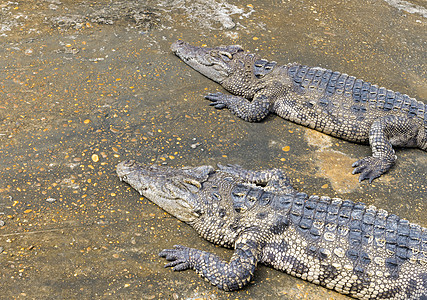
<box><xmin>117</xmin><ymin>160</ymin><xmax>427</xmax><ymax>299</ymax></box>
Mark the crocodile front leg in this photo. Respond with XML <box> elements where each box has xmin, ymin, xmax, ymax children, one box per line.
<box><xmin>352</xmin><ymin>115</ymin><xmax>420</xmax><ymax>182</ymax></box>
<box><xmin>205</xmin><ymin>92</ymin><xmax>271</xmax><ymax>122</ymax></box>
<box><xmin>159</xmin><ymin>231</ymin><xmax>261</xmax><ymax>291</ymax></box>
<box><xmin>218</xmin><ymin>164</ymin><xmax>295</xmax><ymax>194</ymax></box>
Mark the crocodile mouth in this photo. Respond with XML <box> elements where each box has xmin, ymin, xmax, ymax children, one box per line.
<box><xmin>171</xmin><ymin>40</ymin><xmax>233</xmax><ymax>84</ymax></box>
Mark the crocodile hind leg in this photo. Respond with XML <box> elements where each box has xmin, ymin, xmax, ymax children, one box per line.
<box><xmin>205</xmin><ymin>92</ymin><xmax>271</xmax><ymax>122</ymax></box>
<box><xmin>352</xmin><ymin>115</ymin><xmax>420</xmax><ymax>183</ymax></box>
<box><xmin>218</xmin><ymin>164</ymin><xmax>295</xmax><ymax>194</ymax></box>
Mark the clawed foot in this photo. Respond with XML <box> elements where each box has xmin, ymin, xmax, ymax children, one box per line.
<box><xmin>205</xmin><ymin>92</ymin><xmax>230</xmax><ymax>109</ymax></box>
<box><xmin>352</xmin><ymin>156</ymin><xmax>394</xmax><ymax>183</ymax></box>
<box><xmin>159</xmin><ymin>245</ymin><xmax>192</xmax><ymax>271</ymax></box>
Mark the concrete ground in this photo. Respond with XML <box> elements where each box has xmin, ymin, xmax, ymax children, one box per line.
<box><xmin>0</xmin><ymin>0</ymin><xmax>425</xmax><ymax>299</ymax></box>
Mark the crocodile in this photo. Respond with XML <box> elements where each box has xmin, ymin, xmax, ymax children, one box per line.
<box><xmin>170</xmin><ymin>40</ymin><xmax>427</xmax><ymax>183</ymax></box>
<box><xmin>116</xmin><ymin>160</ymin><xmax>427</xmax><ymax>299</ymax></box>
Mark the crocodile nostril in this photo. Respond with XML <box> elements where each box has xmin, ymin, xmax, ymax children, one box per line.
<box><xmin>124</xmin><ymin>160</ymin><xmax>136</xmax><ymax>167</ymax></box>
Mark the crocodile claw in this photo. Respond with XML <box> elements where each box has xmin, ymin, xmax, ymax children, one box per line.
<box><xmin>205</xmin><ymin>92</ymin><xmax>229</xmax><ymax>109</ymax></box>
<box><xmin>352</xmin><ymin>156</ymin><xmax>394</xmax><ymax>183</ymax></box>
<box><xmin>159</xmin><ymin>245</ymin><xmax>192</xmax><ymax>271</ymax></box>
<box><xmin>209</xmin><ymin>102</ymin><xmax>227</xmax><ymax>109</ymax></box>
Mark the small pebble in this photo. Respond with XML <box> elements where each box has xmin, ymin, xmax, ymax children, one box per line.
<box><xmin>46</xmin><ymin>198</ymin><xmax>56</xmax><ymax>203</ymax></box>
<box><xmin>0</xmin><ymin>220</ymin><xmax>5</xmax><ymax>226</ymax></box>
<box><xmin>91</xmin><ymin>154</ymin><xmax>99</xmax><ymax>162</ymax></box>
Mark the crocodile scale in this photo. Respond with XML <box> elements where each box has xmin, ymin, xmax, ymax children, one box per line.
<box><xmin>287</xmin><ymin>64</ymin><xmax>426</xmax><ymax>120</ymax></box>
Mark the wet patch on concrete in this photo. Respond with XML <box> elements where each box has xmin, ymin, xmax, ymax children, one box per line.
<box><xmin>49</xmin><ymin>1</ymin><xmax>161</xmax><ymax>31</ymax></box>
<box><xmin>158</xmin><ymin>0</ymin><xmax>255</xmax><ymax>30</ymax></box>
<box><xmin>0</xmin><ymin>0</ymin><xmax>162</xmax><ymax>39</ymax></box>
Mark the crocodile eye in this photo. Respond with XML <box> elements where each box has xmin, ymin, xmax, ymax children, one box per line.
<box><xmin>219</xmin><ymin>51</ymin><xmax>233</xmax><ymax>60</ymax></box>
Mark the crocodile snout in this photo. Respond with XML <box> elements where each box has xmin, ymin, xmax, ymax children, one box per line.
<box><xmin>170</xmin><ymin>40</ymin><xmax>187</xmax><ymax>53</ymax></box>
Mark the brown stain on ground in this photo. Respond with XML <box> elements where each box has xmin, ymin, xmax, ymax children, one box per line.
<box><xmin>304</xmin><ymin>129</ymin><xmax>396</xmax><ymax>193</ymax></box>
<box><xmin>304</xmin><ymin>129</ymin><xmax>360</xmax><ymax>193</ymax></box>
<box><xmin>316</xmin><ymin>150</ymin><xmax>360</xmax><ymax>194</ymax></box>
<box><xmin>406</xmin><ymin>71</ymin><xmax>427</xmax><ymax>99</ymax></box>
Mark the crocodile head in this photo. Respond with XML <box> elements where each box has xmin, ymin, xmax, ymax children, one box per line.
<box><xmin>171</xmin><ymin>40</ymin><xmax>244</xmax><ymax>83</ymax></box>
<box><xmin>117</xmin><ymin>160</ymin><xmax>215</xmax><ymax>223</ymax></box>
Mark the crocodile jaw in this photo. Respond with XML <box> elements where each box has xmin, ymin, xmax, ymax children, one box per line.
<box><xmin>117</xmin><ymin>160</ymin><xmax>205</xmax><ymax>223</ymax></box>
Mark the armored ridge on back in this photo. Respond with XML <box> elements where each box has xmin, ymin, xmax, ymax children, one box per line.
<box><xmin>117</xmin><ymin>160</ymin><xmax>427</xmax><ymax>299</ymax></box>
<box><xmin>171</xmin><ymin>40</ymin><xmax>427</xmax><ymax>183</ymax></box>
